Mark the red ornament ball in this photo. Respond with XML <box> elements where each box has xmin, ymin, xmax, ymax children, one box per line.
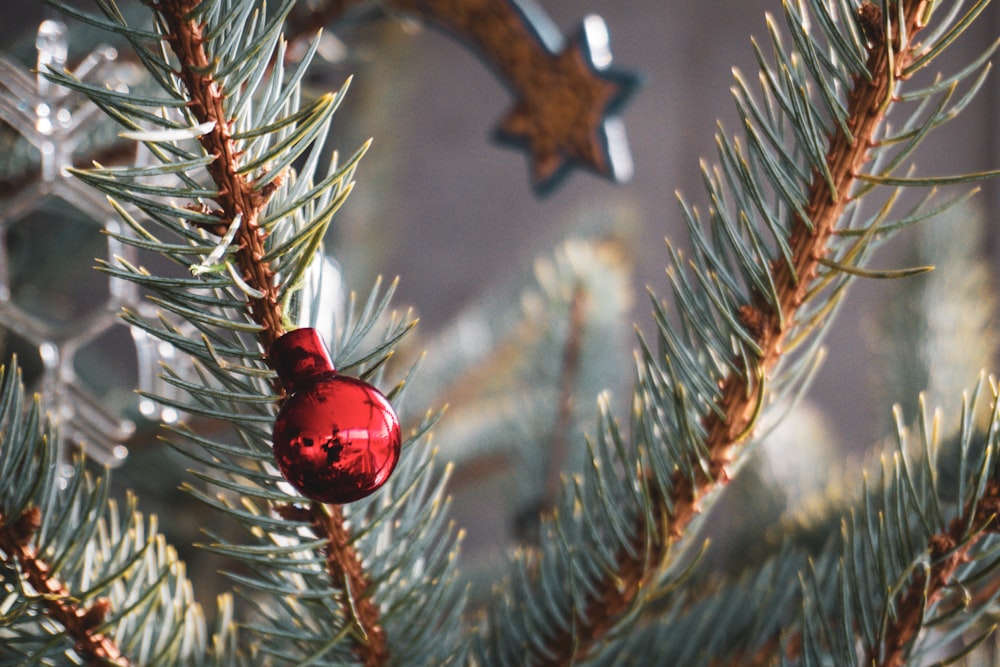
<box><xmin>270</xmin><ymin>328</ymin><xmax>401</xmax><ymax>504</ymax></box>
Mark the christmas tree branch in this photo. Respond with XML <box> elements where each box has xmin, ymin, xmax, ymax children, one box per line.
<box><xmin>158</xmin><ymin>0</ymin><xmax>286</xmax><ymax>350</ymax></box>
<box><xmin>532</xmin><ymin>1</ymin><xmax>953</xmax><ymax>662</ymax></box>
<box><xmin>274</xmin><ymin>501</ymin><xmax>389</xmax><ymax>665</ymax></box>
<box><xmin>584</xmin><ymin>379</ymin><xmax>1000</xmax><ymax>665</ymax></box>
<box><xmin>0</xmin><ymin>507</ymin><xmax>127</xmax><ymax>666</ymax></box>
<box><xmin>313</xmin><ymin>503</ymin><xmax>388</xmax><ymax>665</ymax></box>
<box><xmin>156</xmin><ymin>1</ymin><xmax>387</xmax><ymax>663</ymax></box>
<box><xmin>678</xmin><ymin>0</ymin><xmax>913</xmax><ymax>537</ymax></box>
<box><xmin>871</xmin><ymin>480</ymin><xmax>1000</xmax><ymax>667</ymax></box>
<box><xmin>0</xmin><ymin>360</ymin><xmax>220</xmax><ymax>664</ymax></box>
<box><xmin>51</xmin><ymin>0</ymin><xmax>451</xmax><ymax>660</ymax></box>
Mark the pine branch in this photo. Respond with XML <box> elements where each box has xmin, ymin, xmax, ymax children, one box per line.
<box><xmin>533</xmin><ymin>4</ymin><xmax>916</xmax><ymax>661</ymax></box>
<box><xmin>791</xmin><ymin>384</ymin><xmax>1000</xmax><ymax>667</ymax></box>
<box><xmin>48</xmin><ymin>1</ymin><xmax>464</xmax><ymax>662</ymax></box>
<box><xmin>0</xmin><ymin>364</ymin><xmax>129</xmax><ymax>665</ymax></box>
<box><xmin>873</xmin><ymin>482</ymin><xmax>1000</xmax><ymax>667</ymax></box>
<box><xmin>0</xmin><ymin>359</ymin><xmax>222</xmax><ymax>665</ymax></box>
<box><xmin>151</xmin><ymin>2</ymin><xmax>387</xmax><ymax>662</ymax></box>
<box><xmin>590</xmin><ymin>375</ymin><xmax>1000</xmax><ymax>666</ymax></box>
<box><xmin>0</xmin><ymin>507</ymin><xmax>129</xmax><ymax>666</ymax></box>
<box><xmin>693</xmin><ymin>0</ymin><xmax>911</xmax><ymax>527</ymax></box>
<box><xmin>157</xmin><ymin>0</ymin><xmax>285</xmax><ymax>350</ymax></box>
<box><xmin>472</xmin><ymin>1</ymin><xmax>999</xmax><ymax>663</ymax></box>
<box><xmin>274</xmin><ymin>501</ymin><xmax>389</xmax><ymax>665</ymax></box>
<box><xmin>311</xmin><ymin>504</ymin><xmax>388</xmax><ymax>664</ymax></box>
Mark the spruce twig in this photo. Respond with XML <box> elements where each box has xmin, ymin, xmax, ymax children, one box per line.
<box><xmin>539</xmin><ymin>1</ymin><xmax>932</xmax><ymax>661</ymax></box>
<box><xmin>872</xmin><ymin>480</ymin><xmax>1000</xmax><ymax>667</ymax></box>
<box><xmin>0</xmin><ymin>507</ymin><xmax>128</xmax><ymax>667</ymax></box>
<box><xmin>310</xmin><ymin>503</ymin><xmax>389</xmax><ymax>665</ymax></box>
<box><xmin>158</xmin><ymin>0</ymin><xmax>285</xmax><ymax>350</ymax></box>
<box><xmin>157</xmin><ymin>1</ymin><xmax>387</xmax><ymax>662</ymax></box>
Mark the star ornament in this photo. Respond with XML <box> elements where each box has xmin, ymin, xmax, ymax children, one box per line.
<box><xmin>492</xmin><ymin>14</ymin><xmax>640</xmax><ymax>194</ymax></box>
<box><xmin>382</xmin><ymin>0</ymin><xmax>639</xmax><ymax>195</ymax></box>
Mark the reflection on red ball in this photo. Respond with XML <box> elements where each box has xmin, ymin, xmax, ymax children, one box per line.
<box><xmin>273</xmin><ymin>372</ymin><xmax>401</xmax><ymax>504</ymax></box>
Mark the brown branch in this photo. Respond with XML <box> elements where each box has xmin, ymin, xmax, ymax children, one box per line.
<box><xmin>539</xmin><ymin>2</ymin><xmax>930</xmax><ymax>663</ymax></box>
<box><xmin>0</xmin><ymin>506</ymin><xmax>128</xmax><ymax>666</ymax></box>
<box><xmin>156</xmin><ymin>2</ymin><xmax>387</xmax><ymax>664</ymax></box>
<box><xmin>312</xmin><ymin>503</ymin><xmax>389</xmax><ymax>665</ymax></box>
<box><xmin>158</xmin><ymin>0</ymin><xmax>285</xmax><ymax>351</ymax></box>
<box><xmin>871</xmin><ymin>479</ymin><xmax>1000</xmax><ymax>667</ymax></box>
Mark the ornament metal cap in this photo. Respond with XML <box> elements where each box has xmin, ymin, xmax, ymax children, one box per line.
<box><xmin>270</xmin><ymin>328</ymin><xmax>335</xmax><ymax>392</ymax></box>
